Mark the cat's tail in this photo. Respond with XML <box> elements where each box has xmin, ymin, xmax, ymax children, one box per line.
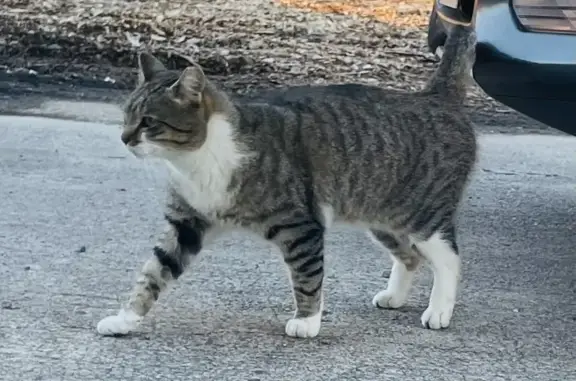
<box><xmin>422</xmin><ymin>24</ymin><xmax>476</xmax><ymax>102</ymax></box>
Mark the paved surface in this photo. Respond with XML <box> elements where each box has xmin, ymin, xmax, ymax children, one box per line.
<box><xmin>0</xmin><ymin>114</ymin><xmax>575</xmax><ymax>381</ymax></box>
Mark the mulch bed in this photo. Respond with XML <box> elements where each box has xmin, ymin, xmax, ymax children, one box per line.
<box><xmin>0</xmin><ymin>0</ymin><xmax>533</xmax><ymax>127</ymax></box>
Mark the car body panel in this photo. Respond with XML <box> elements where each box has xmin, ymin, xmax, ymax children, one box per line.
<box><xmin>428</xmin><ymin>0</ymin><xmax>576</xmax><ymax>136</ymax></box>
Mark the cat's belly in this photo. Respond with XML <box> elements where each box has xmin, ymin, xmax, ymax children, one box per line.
<box><xmin>318</xmin><ymin>203</ymin><xmax>374</xmax><ymax>230</ymax></box>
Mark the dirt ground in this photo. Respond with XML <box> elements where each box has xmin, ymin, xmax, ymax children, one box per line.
<box><xmin>277</xmin><ymin>0</ymin><xmax>432</xmax><ymax>27</ymax></box>
<box><xmin>0</xmin><ymin>0</ymin><xmax>544</xmax><ymax>128</ymax></box>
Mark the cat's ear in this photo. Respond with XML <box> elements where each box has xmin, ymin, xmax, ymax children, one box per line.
<box><xmin>168</xmin><ymin>64</ymin><xmax>206</xmax><ymax>103</ymax></box>
<box><xmin>137</xmin><ymin>52</ymin><xmax>166</xmax><ymax>84</ymax></box>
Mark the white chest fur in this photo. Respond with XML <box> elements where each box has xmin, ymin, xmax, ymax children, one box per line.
<box><xmin>164</xmin><ymin>114</ymin><xmax>248</xmax><ymax>218</ymax></box>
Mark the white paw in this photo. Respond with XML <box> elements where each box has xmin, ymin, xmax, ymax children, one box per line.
<box><xmin>97</xmin><ymin>309</ymin><xmax>142</xmax><ymax>336</ymax></box>
<box><xmin>372</xmin><ymin>290</ymin><xmax>406</xmax><ymax>309</ymax></box>
<box><xmin>285</xmin><ymin>313</ymin><xmax>322</xmax><ymax>338</ymax></box>
<box><xmin>421</xmin><ymin>304</ymin><xmax>454</xmax><ymax>330</ymax></box>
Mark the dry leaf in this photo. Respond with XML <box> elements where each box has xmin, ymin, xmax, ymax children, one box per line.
<box><xmin>150</xmin><ymin>25</ymin><xmax>166</xmax><ymax>36</ymax></box>
<box><xmin>125</xmin><ymin>32</ymin><xmax>141</xmax><ymax>47</ymax></box>
<box><xmin>165</xmin><ymin>9</ymin><xmax>182</xmax><ymax>18</ymax></box>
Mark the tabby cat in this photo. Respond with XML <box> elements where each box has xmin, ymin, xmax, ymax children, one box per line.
<box><xmin>97</xmin><ymin>25</ymin><xmax>477</xmax><ymax>339</ymax></box>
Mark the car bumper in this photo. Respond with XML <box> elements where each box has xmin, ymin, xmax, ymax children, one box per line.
<box><xmin>472</xmin><ymin>0</ymin><xmax>576</xmax><ymax>134</ymax></box>
<box><xmin>434</xmin><ymin>0</ymin><xmax>576</xmax><ymax>135</ymax></box>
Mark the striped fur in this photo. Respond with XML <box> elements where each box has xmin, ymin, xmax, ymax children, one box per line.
<box><xmin>97</xmin><ymin>26</ymin><xmax>477</xmax><ymax>338</ymax></box>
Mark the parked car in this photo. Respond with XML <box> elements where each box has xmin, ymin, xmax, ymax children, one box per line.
<box><xmin>427</xmin><ymin>0</ymin><xmax>576</xmax><ymax>137</ymax></box>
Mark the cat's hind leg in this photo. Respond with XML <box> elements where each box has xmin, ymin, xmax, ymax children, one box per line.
<box><xmin>412</xmin><ymin>223</ymin><xmax>461</xmax><ymax>330</ymax></box>
<box><xmin>369</xmin><ymin>229</ymin><xmax>422</xmax><ymax>310</ymax></box>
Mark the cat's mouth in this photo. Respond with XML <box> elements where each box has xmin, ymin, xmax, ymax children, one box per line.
<box><xmin>126</xmin><ymin>140</ymin><xmax>168</xmax><ymax>159</ymax></box>
<box><xmin>125</xmin><ymin>142</ymin><xmax>148</xmax><ymax>158</ymax></box>
<box><xmin>127</xmin><ymin>146</ymin><xmax>144</xmax><ymax>158</ymax></box>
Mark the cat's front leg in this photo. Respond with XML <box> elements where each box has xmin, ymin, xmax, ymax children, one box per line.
<box><xmin>97</xmin><ymin>214</ymin><xmax>210</xmax><ymax>336</ymax></box>
<box><xmin>266</xmin><ymin>218</ymin><xmax>325</xmax><ymax>338</ymax></box>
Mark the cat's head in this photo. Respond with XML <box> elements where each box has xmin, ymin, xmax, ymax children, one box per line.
<box><xmin>121</xmin><ymin>52</ymin><xmax>212</xmax><ymax>159</ymax></box>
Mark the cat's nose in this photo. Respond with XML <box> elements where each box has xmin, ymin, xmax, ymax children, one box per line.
<box><xmin>121</xmin><ymin>131</ymin><xmax>134</xmax><ymax>145</ymax></box>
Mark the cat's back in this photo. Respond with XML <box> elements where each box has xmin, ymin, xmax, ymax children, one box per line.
<box><xmin>240</xmin><ymin>83</ymin><xmax>475</xmax><ymax>153</ymax></box>
<box><xmin>242</xmin><ymin>82</ymin><xmax>470</xmax><ymax>126</ymax></box>
<box><xmin>240</xmin><ymin>83</ymin><xmax>407</xmax><ymax>109</ymax></box>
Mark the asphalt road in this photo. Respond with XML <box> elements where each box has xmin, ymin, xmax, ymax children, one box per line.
<box><xmin>0</xmin><ymin>113</ymin><xmax>575</xmax><ymax>381</ymax></box>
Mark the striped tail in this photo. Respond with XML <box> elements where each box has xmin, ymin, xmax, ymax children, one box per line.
<box><xmin>422</xmin><ymin>25</ymin><xmax>476</xmax><ymax>102</ymax></box>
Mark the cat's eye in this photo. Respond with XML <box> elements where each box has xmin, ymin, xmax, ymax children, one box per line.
<box><xmin>139</xmin><ymin>117</ymin><xmax>152</xmax><ymax>128</ymax></box>
<box><xmin>140</xmin><ymin>116</ymin><xmax>162</xmax><ymax>130</ymax></box>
